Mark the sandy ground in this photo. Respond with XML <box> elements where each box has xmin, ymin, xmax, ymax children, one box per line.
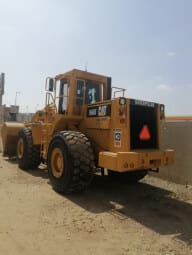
<box><xmin>0</xmin><ymin>151</ymin><xmax>192</xmax><ymax>254</ymax></box>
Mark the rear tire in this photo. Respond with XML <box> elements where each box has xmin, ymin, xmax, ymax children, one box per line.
<box><xmin>48</xmin><ymin>131</ymin><xmax>95</xmax><ymax>193</ymax></box>
<box><xmin>17</xmin><ymin>128</ymin><xmax>40</xmax><ymax>170</ymax></box>
<box><xmin>108</xmin><ymin>170</ymin><xmax>148</xmax><ymax>183</ymax></box>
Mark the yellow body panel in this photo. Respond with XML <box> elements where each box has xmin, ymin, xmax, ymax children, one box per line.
<box><xmin>99</xmin><ymin>149</ymin><xmax>174</xmax><ymax>172</ymax></box>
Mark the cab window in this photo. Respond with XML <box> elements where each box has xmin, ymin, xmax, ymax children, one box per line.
<box><xmin>58</xmin><ymin>79</ymin><xmax>68</xmax><ymax>113</ymax></box>
<box><xmin>76</xmin><ymin>80</ymin><xmax>100</xmax><ymax>105</ymax></box>
<box><xmin>85</xmin><ymin>81</ymin><xmax>99</xmax><ymax>104</ymax></box>
<box><xmin>76</xmin><ymin>80</ymin><xmax>84</xmax><ymax>105</ymax></box>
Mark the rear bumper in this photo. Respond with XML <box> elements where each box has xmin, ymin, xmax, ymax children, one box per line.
<box><xmin>99</xmin><ymin>149</ymin><xmax>174</xmax><ymax>172</ymax></box>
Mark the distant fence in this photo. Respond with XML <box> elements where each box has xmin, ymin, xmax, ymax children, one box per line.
<box><xmin>16</xmin><ymin>113</ymin><xmax>33</xmax><ymax>122</ymax></box>
<box><xmin>166</xmin><ymin>116</ymin><xmax>192</xmax><ymax>121</ymax></box>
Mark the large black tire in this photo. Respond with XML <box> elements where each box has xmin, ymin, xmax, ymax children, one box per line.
<box><xmin>108</xmin><ymin>170</ymin><xmax>148</xmax><ymax>183</ymax></box>
<box><xmin>48</xmin><ymin>131</ymin><xmax>95</xmax><ymax>193</ymax></box>
<box><xmin>17</xmin><ymin>128</ymin><xmax>41</xmax><ymax>170</ymax></box>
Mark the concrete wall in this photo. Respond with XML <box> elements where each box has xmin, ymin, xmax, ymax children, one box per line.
<box><xmin>16</xmin><ymin>113</ymin><xmax>33</xmax><ymax>122</ymax></box>
<box><xmin>0</xmin><ymin>105</ymin><xmax>19</xmax><ymax>122</ymax></box>
<box><xmin>0</xmin><ymin>105</ymin><xmax>33</xmax><ymax>123</ymax></box>
<box><xmin>154</xmin><ymin>121</ymin><xmax>192</xmax><ymax>185</ymax></box>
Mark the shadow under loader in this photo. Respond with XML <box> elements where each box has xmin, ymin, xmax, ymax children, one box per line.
<box><xmin>66</xmin><ymin>175</ymin><xmax>192</xmax><ymax>246</ymax></box>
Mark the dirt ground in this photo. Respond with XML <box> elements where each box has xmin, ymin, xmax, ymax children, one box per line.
<box><xmin>0</xmin><ymin>150</ymin><xmax>192</xmax><ymax>255</ymax></box>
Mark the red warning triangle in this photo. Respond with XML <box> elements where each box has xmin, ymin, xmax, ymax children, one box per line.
<box><xmin>139</xmin><ymin>125</ymin><xmax>151</xmax><ymax>141</ymax></box>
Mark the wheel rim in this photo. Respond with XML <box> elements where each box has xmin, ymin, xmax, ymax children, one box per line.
<box><xmin>51</xmin><ymin>147</ymin><xmax>64</xmax><ymax>178</ymax></box>
<box><xmin>17</xmin><ymin>138</ymin><xmax>24</xmax><ymax>159</ymax></box>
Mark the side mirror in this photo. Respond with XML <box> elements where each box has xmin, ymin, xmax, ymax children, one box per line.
<box><xmin>48</xmin><ymin>78</ymin><xmax>54</xmax><ymax>92</ymax></box>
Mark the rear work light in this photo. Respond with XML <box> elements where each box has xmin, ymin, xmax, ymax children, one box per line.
<box><xmin>119</xmin><ymin>97</ymin><xmax>126</xmax><ymax>105</ymax></box>
<box><xmin>160</xmin><ymin>104</ymin><xmax>165</xmax><ymax>119</ymax></box>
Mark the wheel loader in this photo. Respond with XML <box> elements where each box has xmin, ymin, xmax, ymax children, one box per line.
<box><xmin>1</xmin><ymin>69</ymin><xmax>174</xmax><ymax>193</ymax></box>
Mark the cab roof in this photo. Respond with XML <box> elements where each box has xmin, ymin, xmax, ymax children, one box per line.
<box><xmin>55</xmin><ymin>69</ymin><xmax>110</xmax><ymax>82</ymax></box>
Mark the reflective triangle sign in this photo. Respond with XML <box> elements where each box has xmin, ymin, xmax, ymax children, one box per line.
<box><xmin>139</xmin><ymin>125</ymin><xmax>151</xmax><ymax>141</ymax></box>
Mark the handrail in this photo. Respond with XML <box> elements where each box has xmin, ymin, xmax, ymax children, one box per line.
<box><xmin>45</xmin><ymin>92</ymin><xmax>57</xmax><ymax>111</ymax></box>
<box><xmin>112</xmin><ymin>86</ymin><xmax>126</xmax><ymax>98</ymax></box>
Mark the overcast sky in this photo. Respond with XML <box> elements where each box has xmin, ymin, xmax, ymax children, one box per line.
<box><xmin>0</xmin><ymin>0</ymin><xmax>192</xmax><ymax>115</ymax></box>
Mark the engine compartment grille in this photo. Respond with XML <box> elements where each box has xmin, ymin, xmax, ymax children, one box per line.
<box><xmin>130</xmin><ymin>100</ymin><xmax>158</xmax><ymax>149</ymax></box>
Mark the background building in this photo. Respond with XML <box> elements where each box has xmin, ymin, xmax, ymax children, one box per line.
<box><xmin>0</xmin><ymin>73</ymin><xmax>33</xmax><ymax>122</ymax></box>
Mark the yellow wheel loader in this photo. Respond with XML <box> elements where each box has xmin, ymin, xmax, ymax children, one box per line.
<box><xmin>1</xmin><ymin>69</ymin><xmax>174</xmax><ymax>193</ymax></box>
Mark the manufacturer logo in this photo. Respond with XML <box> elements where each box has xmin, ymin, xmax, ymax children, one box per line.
<box><xmin>87</xmin><ymin>104</ymin><xmax>111</xmax><ymax>117</ymax></box>
<box><xmin>133</xmin><ymin>99</ymin><xmax>155</xmax><ymax>108</ymax></box>
<box><xmin>114</xmin><ymin>129</ymin><xmax>122</xmax><ymax>147</ymax></box>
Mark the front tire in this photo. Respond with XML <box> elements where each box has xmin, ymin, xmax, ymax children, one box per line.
<box><xmin>48</xmin><ymin>131</ymin><xmax>95</xmax><ymax>193</ymax></box>
<box><xmin>17</xmin><ymin>128</ymin><xmax>40</xmax><ymax>170</ymax></box>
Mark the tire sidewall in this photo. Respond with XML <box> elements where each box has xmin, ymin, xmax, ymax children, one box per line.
<box><xmin>48</xmin><ymin>136</ymin><xmax>73</xmax><ymax>191</ymax></box>
<box><xmin>17</xmin><ymin>130</ymin><xmax>29</xmax><ymax>168</ymax></box>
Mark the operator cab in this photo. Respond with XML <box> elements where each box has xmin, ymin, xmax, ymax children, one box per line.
<box><xmin>46</xmin><ymin>69</ymin><xmax>112</xmax><ymax>116</ymax></box>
